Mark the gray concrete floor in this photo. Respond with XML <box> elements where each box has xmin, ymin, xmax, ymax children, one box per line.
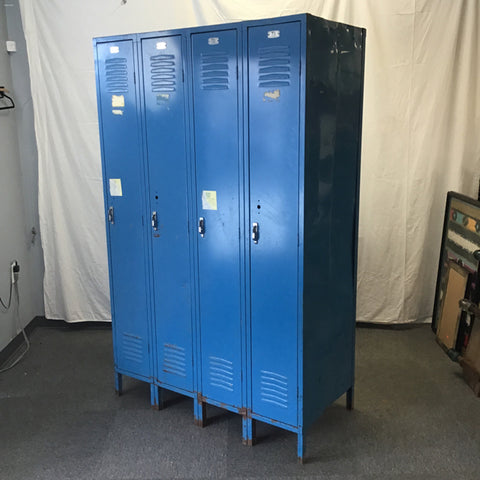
<box><xmin>0</xmin><ymin>324</ymin><xmax>479</xmax><ymax>479</ymax></box>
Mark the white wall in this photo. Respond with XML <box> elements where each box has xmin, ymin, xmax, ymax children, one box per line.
<box><xmin>0</xmin><ymin>0</ymin><xmax>43</xmax><ymax>352</ymax></box>
<box><xmin>18</xmin><ymin>0</ymin><xmax>480</xmax><ymax>324</ymax></box>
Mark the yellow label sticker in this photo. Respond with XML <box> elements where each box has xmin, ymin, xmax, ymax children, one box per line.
<box><xmin>109</xmin><ymin>178</ymin><xmax>122</xmax><ymax>197</ymax></box>
<box><xmin>201</xmin><ymin>190</ymin><xmax>217</xmax><ymax>210</ymax></box>
<box><xmin>112</xmin><ymin>95</ymin><xmax>125</xmax><ymax>107</ymax></box>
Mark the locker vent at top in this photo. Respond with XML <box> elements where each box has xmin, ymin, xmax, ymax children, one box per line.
<box><xmin>258</xmin><ymin>46</ymin><xmax>291</xmax><ymax>87</ymax></box>
<box><xmin>105</xmin><ymin>58</ymin><xmax>128</xmax><ymax>93</ymax></box>
<box><xmin>151</xmin><ymin>54</ymin><xmax>176</xmax><ymax>92</ymax></box>
<box><xmin>201</xmin><ymin>52</ymin><xmax>229</xmax><ymax>90</ymax></box>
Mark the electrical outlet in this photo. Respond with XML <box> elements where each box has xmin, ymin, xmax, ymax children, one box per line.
<box><xmin>11</xmin><ymin>260</ymin><xmax>20</xmax><ymax>284</ymax></box>
<box><xmin>6</xmin><ymin>41</ymin><xmax>17</xmax><ymax>53</ymax></box>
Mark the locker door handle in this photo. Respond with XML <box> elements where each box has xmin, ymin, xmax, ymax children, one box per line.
<box><xmin>252</xmin><ymin>222</ymin><xmax>259</xmax><ymax>244</ymax></box>
<box><xmin>151</xmin><ymin>211</ymin><xmax>158</xmax><ymax>231</ymax></box>
<box><xmin>108</xmin><ymin>206</ymin><xmax>114</xmax><ymax>224</ymax></box>
<box><xmin>198</xmin><ymin>217</ymin><xmax>205</xmax><ymax>237</ymax></box>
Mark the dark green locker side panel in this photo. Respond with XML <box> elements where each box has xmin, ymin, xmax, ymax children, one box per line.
<box><xmin>302</xmin><ymin>16</ymin><xmax>365</xmax><ymax>429</ymax></box>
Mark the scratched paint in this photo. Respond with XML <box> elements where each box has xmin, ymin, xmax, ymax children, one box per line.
<box><xmin>263</xmin><ymin>89</ymin><xmax>280</xmax><ymax>101</ymax></box>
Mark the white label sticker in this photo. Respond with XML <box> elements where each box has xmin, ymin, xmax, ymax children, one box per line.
<box><xmin>156</xmin><ymin>93</ymin><xmax>170</xmax><ymax>104</ymax></box>
<box><xmin>156</xmin><ymin>41</ymin><xmax>167</xmax><ymax>50</ymax></box>
<box><xmin>112</xmin><ymin>109</ymin><xmax>123</xmax><ymax>115</ymax></box>
<box><xmin>112</xmin><ymin>95</ymin><xmax>125</xmax><ymax>107</ymax></box>
<box><xmin>109</xmin><ymin>179</ymin><xmax>123</xmax><ymax>196</ymax></box>
<box><xmin>201</xmin><ymin>190</ymin><xmax>217</xmax><ymax>210</ymax></box>
<box><xmin>267</xmin><ymin>30</ymin><xmax>280</xmax><ymax>39</ymax></box>
<box><xmin>110</xmin><ymin>46</ymin><xmax>119</xmax><ymax>54</ymax></box>
<box><xmin>208</xmin><ymin>37</ymin><xmax>219</xmax><ymax>45</ymax></box>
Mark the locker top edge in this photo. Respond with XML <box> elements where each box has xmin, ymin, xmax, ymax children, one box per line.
<box><xmin>92</xmin><ymin>13</ymin><xmax>365</xmax><ymax>44</ymax></box>
<box><xmin>93</xmin><ymin>33</ymin><xmax>137</xmax><ymax>46</ymax></box>
<box><xmin>305</xmin><ymin>13</ymin><xmax>365</xmax><ymax>35</ymax></box>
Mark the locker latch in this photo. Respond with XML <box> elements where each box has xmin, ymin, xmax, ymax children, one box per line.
<box><xmin>252</xmin><ymin>222</ymin><xmax>259</xmax><ymax>244</ymax></box>
<box><xmin>108</xmin><ymin>206</ymin><xmax>114</xmax><ymax>224</ymax></box>
<box><xmin>198</xmin><ymin>217</ymin><xmax>205</xmax><ymax>237</ymax></box>
<box><xmin>151</xmin><ymin>211</ymin><xmax>158</xmax><ymax>231</ymax></box>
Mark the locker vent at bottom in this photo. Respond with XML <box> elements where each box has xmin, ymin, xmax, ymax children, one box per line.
<box><xmin>163</xmin><ymin>344</ymin><xmax>187</xmax><ymax>377</ymax></box>
<box><xmin>260</xmin><ymin>370</ymin><xmax>288</xmax><ymax>408</ymax></box>
<box><xmin>121</xmin><ymin>333</ymin><xmax>143</xmax><ymax>363</ymax></box>
<box><xmin>208</xmin><ymin>356</ymin><xmax>234</xmax><ymax>391</ymax></box>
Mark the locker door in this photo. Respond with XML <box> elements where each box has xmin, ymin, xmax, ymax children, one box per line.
<box><xmin>141</xmin><ymin>36</ymin><xmax>194</xmax><ymax>392</ymax></box>
<box><xmin>191</xmin><ymin>29</ymin><xmax>242</xmax><ymax>407</ymax></box>
<box><xmin>248</xmin><ymin>22</ymin><xmax>301</xmax><ymax>426</ymax></box>
<box><xmin>96</xmin><ymin>40</ymin><xmax>150</xmax><ymax>378</ymax></box>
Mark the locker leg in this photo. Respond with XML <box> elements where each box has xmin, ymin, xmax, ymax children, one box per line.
<box><xmin>114</xmin><ymin>371</ymin><xmax>123</xmax><ymax>396</ymax></box>
<box><xmin>194</xmin><ymin>396</ymin><xmax>207</xmax><ymax>427</ymax></box>
<box><xmin>242</xmin><ymin>416</ymin><xmax>256</xmax><ymax>446</ymax></box>
<box><xmin>150</xmin><ymin>384</ymin><xmax>165</xmax><ymax>410</ymax></box>
<box><xmin>297</xmin><ymin>428</ymin><xmax>305</xmax><ymax>464</ymax></box>
<box><xmin>346</xmin><ymin>386</ymin><xmax>354</xmax><ymax>410</ymax></box>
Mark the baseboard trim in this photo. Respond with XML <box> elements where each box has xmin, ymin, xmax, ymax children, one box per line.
<box><xmin>37</xmin><ymin>318</ymin><xmax>112</xmax><ymax>330</ymax></box>
<box><xmin>356</xmin><ymin>321</ymin><xmax>428</xmax><ymax>330</ymax></box>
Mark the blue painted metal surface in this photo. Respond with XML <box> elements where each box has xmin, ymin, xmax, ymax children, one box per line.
<box><xmin>190</xmin><ymin>28</ymin><xmax>244</xmax><ymax>409</ymax></box>
<box><xmin>247</xmin><ymin>20</ymin><xmax>302</xmax><ymax>428</ymax></box>
<box><xmin>140</xmin><ymin>34</ymin><xmax>195</xmax><ymax>394</ymax></box>
<box><xmin>95</xmin><ymin>38</ymin><xmax>151</xmax><ymax>381</ymax></box>
<box><xmin>94</xmin><ymin>14</ymin><xmax>365</xmax><ymax>462</ymax></box>
<box><xmin>301</xmin><ymin>17</ymin><xmax>365</xmax><ymax>435</ymax></box>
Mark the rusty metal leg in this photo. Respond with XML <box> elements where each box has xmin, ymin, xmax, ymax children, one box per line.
<box><xmin>297</xmin><ymin>428</ymin><xmax>305</xmax><ymax>464</ymax></box>
<box><xmin>194</xmin><ymin>395</ymin><xmax>207</xmax><ymax>427</ymax></box>
<box><xmin>346</xmin><ymin>386</ymin><xmax>354</xmax><ymax>411</ymax></box>
<box><xmin>242</xmin><ymin>416</ymin><xmax>256</xmax><ymax>446</ymax></box>
<box><xmin>150</xmin><ymin>384</ymin><xmax>163</xmax><ymax>410</ymax></box>
<box><xmin>114</xmin><ymin>371</ymin><xmax>122</xmax><ymax>396</ymax></box>
<box><xmin>242</xmin><ymin>416</ymin><xmax>248</xmax><ymax>444</ymax></box>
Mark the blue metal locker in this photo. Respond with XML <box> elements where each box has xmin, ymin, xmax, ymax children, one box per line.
<box><xmin>139</xmin><ymin>34</ymin><xmax>195</xmax><ymax>405</ymax></box>
<box><xmin>94</xmin><ymin>37</ymin><xmax>152</xmax><ymax>390</ymax></box>
<box><xmin>247</xmin><ymin>20</ymin><xmax>302</xmax><ymax>429</ymax></box>
<box><xmin>190</xmin><ymin>27</ymin><xmax>245</xmax><ymax>419</ymax></box>
<box><xmin>242</xmin><ymin>15</ymin><xmax>365</xmax><ymax>461</ymax></box>
<box><xmin>94</xmin><ymin>14</ymin><xmax>365</xmax><ymax>463</ymax></box>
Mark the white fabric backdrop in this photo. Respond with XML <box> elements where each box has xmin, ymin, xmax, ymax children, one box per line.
<box><xmin>19</xmin><ymin>0</ymin><xmax>480</xmax><ymax>323</ymax></box>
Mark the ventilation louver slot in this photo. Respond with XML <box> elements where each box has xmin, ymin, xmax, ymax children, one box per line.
<box><xmin>122</xmin><ymin>333</ymin><xmax>143</xmax><ymax>363</ymax></box>
<box><xmin>209</xmin><ymin>356</ymin><xmax>234</xmax><ymax>391</ymax></box>
<box><xmin>163</xmin><ymin>344</ymin><xmax>186</xmax><ymax>377</ymax></box>
<box><xmin>151</xmin><ymin>54</ymin><xmax>176</xmax><ymax>93</ymax></box>
<box><xmin>260</xmin><ymin>370</ymin><xmax>288</xmax><ymax>408</ymax></box>
<box><xmin>201</xmin><ymin>52</ymin><xmax>229</xmax><ymax>90</ymax></box>
<box><xmin>105</xmin><ymin>58</ymin><xmax>128</xmax><ymax>93</ymax></box>
<box><xmin>258</xmin><ymin>46</ymin><xmax>291</xmax><ymax>88</ymax></box>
